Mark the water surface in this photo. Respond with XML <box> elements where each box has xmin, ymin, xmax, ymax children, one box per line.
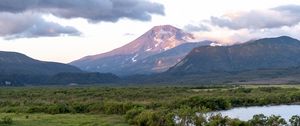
<box><xmin>214</xmin><ymin>105</ymin><xmax>300</xmax><ymax>121</ymax></box>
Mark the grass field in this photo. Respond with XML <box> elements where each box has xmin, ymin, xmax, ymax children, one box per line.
<box><xmin>0</xmin><ymin>113</ymin><xmax>129</xmax><ymax>126</ymax></box>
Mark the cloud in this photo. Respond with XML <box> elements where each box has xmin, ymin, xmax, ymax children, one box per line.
<box><xmin>273</xmin><ymin>5</ymin><xmax>300</xmax><ymax>14</ymax></box>
<box><xmin>183</xmin><ymin>23</ymin><xmax>211</xmax><ymax>32</ymax></box>
<box><xmin>0</xmin><ymin>0</ymin><xmax>164</xmax><ymax>39</ymax></box>
<box><xmin>124</xmin><ymin>33</ymin><xmax>135</xmax><ymax>36</ymax></box>
<box><xmin>209</xmin><ymin>5</ymin><xmax>300</xmax><ymax>30</ymax></box>
<box><xmin>0</xmin><ymin>12</ymin><xmax>80</xmax><ymax>39</ymax></box>
<box><xmin>0</xmin><ymin>0</ymin><xmax>165</xmax><ymax>22</ymax></box>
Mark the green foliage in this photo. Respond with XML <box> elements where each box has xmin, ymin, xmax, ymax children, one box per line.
<box><xmin>290</xmin><ymin>115</ymin><xmax>300</xmax><ymax>126</ymax></box>
<box><xmin>207</xmin><ymin>113</ymin><xmax>230</xmax><ymax>126</ymax></box>
<box><xmin>0</xmin><ymin>86</ymin><xmax>300</xmax><ymax>125</ymax></box>
<box><xmin>0</xmin><ymin>113</ymin><xmax>129</xmax><ymax>126</ymax></box>
<box><xmin>47</xmin><ymin>103</ymin><xmax>72</xmax><ymax>114</ymax></box>
<box><xmin>258</xmin><ymin>87</ymin><xmax>280</xmax><ymax>93</ymax></box>
<box><xmin>1</xmin><ymin>116</ymin><xmax>13</xmax><ymax>125</ymax></box>
<box><xmin>248</xmin><ymin>114</ymin><xmax>267</xmax><ymax>126</ymax></box>
<box><xmin>235</xmin><ymin>88</ymin><xmax>252</xmax><ymax>93</ymax></box>
<box><xmin>227</xmin><ymin>118</ymin><xmax>249</xmax><ymax>126</ymax></box>
<box><xmin>175</xmin><ymin>106</ymin><xmax>208</xmax><ymax>126</ymax></box>
<box><xmin>266</xmin><ymin>115</ymin><xmax>287</xmax><ymax>126</ymax></box>
<box><xmin>103</xmin><ymin>102</ymin><xmax>137</xmax><ymax>114</ymax></box>
<box><xmin>125</xmin><ymin>107</ymin><xmax>144</xmax><ymax>124</ymax></box>
<box><xmin>182</xmin><ymin>96</ymin><xmax>232</xmax><ymax>110</ymax></box>
<box><xmin>27</xmin><ymin>106</ymin><xmax>47</xmax><ymax>113</ymax></box>
<box><xmin>133</xmin><ymin>110</ymin><xmax>174</xmax><ymax>126</ymax></box>
<box><xmin>72</xmin><ymin>103</ymin><xmax>89</xmax><ymax>113</ymax></box>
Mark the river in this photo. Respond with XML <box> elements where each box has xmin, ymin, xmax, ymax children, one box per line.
<box><xmin>214</xmin><ymin>105</ymin><xmax>300</xmax><ymax>121</ymax></box>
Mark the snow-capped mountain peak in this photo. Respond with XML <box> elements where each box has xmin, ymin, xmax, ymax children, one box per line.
<box><xmin>70</xmin><ymin>25</ymin><xmax>198</xmax><ymax>75</ymax></box>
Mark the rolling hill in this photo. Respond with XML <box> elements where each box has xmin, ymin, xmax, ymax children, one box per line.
<box><xmin>0</xmin><ymin>51</ymin><xmax>82</xmax><ymax>75</ymax></box>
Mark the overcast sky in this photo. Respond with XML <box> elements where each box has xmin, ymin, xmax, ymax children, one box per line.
<box><xmin>0</xmin><ymin>0</ymin><xmax>299</xmax><ymax>63</ymax></box>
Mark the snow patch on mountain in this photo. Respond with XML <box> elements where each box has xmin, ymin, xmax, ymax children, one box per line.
<box><xmin>210</xmin><ymin>43</ymin><xmax>222</xmax><ymax>47</ymax></box>
<box><xmin>131</xmin><ymin>54</ymin><xmax>139</xmax><ymax>62</ymax></box>
<box><xmin>146</xmin><ymin>48</ymin><xmax>152</xmax><ymax>51</ymax></box>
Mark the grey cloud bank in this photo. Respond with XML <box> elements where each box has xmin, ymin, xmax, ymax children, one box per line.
<box><xmin>0</xmin><ymin>0</ymin><xmax>165</xmax><ymax>39</ymax></box>
<box><xmin>0</xmin><ymin>0</ymin><xmax>165</xmax><ymax>22</ymax></box>
<box><xmin>0</xmin><ymin>13</ymin><xmax>80</xmax><ymax>39</ymax></box>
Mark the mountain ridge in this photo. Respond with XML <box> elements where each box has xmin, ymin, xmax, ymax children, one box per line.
<box><xmin>121</xmin><ymin>41</ymin><xmax>213</xmax><ymax>74</ymax></box>
<box><xmin>0</xmin><ymin>51</ymin><xmax>82</xmax><ymax>75</ymax></box>
<box><xmin>70</xmin><ymin>25</ymin><xmax>201</xmax><ymax>75</ymax></box>
<box><xmin>168</xmin><ymin>36</ymin><xmax>300</xmax><ymax>75</ymax></box>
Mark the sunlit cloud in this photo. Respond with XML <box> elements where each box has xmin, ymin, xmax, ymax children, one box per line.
<box><xmin>183</xmin><ymin>23</ymin><xmax>211</xmax><ymax>32</ymax></box>
<box><xmin>187</xmin><ymin>4</ymin><xmax>300</xmax><ymax>44</ymax></box>
<box><xmin>205</xmin><ymin>5</ymin><xmax>300</xmax><ymax>30</ymax></box>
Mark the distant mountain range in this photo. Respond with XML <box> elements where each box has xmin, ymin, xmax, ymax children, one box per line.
<box><xmin>71</xmin><ymin>25</ymin><xmax>215</xmax><ymax>75</ymax></box>
<box><xmin>152</xmin><ymin>36</ymin><xmax>300</xmax><ymax>84</ymax></box>
<box><xmin>168</xmin><ymin>36</ymin><xmax>300</xmax><ymax>74</ymax></box>
<box><xmin>2</xmin><ymin>25</ymin><xmax>300</xmax><ymax>85</ymax></box>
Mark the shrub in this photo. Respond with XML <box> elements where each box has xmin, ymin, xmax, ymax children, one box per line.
<box><xmin>266</xmin><ymin>115</ymin><xmax>287</xmax><ymax>126</ymax></box>
<box><xmin>47</xmin><ymin>103</ymin><xmax>71</xmax><ymax>114</ymax></box>
<box><xmin>103</xmin><ymin>102</ymin><xmax>138</xmax><ymax>115</ymax></box>
<box><xmin>130</xmin><ymin>109</ymin><xmax>174</xmax><ymax>126</ymax></box>
<box><xmin>207</xmin><ymin>113</ymin><xmax>230</xmax><ymax>126</ymax></box>
<box><xmin>72</xmin><ymin>103</ymin><xmax>89</xmax><ymax>113</ymax></box>
<box><xmin>135</xmin><ymin>110</ymin><xmax>162</xmax><ymax>126</ymax></box>
<box><xmin>125</xmin><ymin>107</ymin><xmax>144</xmax><ymax>124</ymax></box>
<box><xmin>290</xmin><ymin>115</ymin><xmax>300</xmax><ymax>126</ymax></box>
<box><xmin>183</xmin><ymin>97</ymin><xmax>232</xmax><ymax>110</ymax></box>
<box><xmin>27</xmin><ymin>106</ymin><xmax>47</xmax><ymax>113</ymax></box>
<box><xmin>86</xmin><ymin>102</ymin><xmax>104</xmax><ymax>113</ymax></box>
<box><xmin>248</xmin><ymin>114</ymin><xmax>267</xmax><ymax>126</ymax></box>
<box><xmin>1</xmin><ymin>116</ymin><xmax>13</xmax><ymax>125</ymax></box>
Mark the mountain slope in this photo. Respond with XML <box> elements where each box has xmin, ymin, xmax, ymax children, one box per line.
<box><xmin>71</xmin><ymin>25</ymin><xmax>196</xmax><ymax>75</ymax></box>
<box><xmin>168</xmin><ymin>36</ymin><xmax>300</xmax><ymax>74</ymax></box>
<box><xmin>122</xmin><ymin>41</ymin><xmax>213</xmax><ymax>74</ymax></box>
<box><xmin>0</xmin><ymin>51</ymin><xmax>82</xmax><ymax>75</ymax></box>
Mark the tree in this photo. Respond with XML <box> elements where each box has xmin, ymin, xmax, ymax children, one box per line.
<box><xmin>266</xmin><ymin>115</ymin><xmax>287</xmax><ymax>126</ymax></box>
<box><xmin>248</xmin><ymin>114</ymin><xmax>267</xmax><ymax>126</ymax></box>
<box><xmin>207</xmin><ymin>113</ymin><xmax>230</xmax><ymax>126</ymax></box>
<box><xmin>176</xmin><ymin>106</ymin><xmax>197</xmax><ymax>126</ymax></box>
<box><xmin>290</xmin><ymin>115</ymin><xmax>300</xmax><ymax>126</ymax></box>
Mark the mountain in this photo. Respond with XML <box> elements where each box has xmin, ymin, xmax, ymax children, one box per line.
<box><xmin>168</xmin><ymin>36</ymin><xmax>300</xmax><ymax>75</ymax></box>
<box><xmin>0</xmin><ymin>51</ymin><xmax>123</xmax><ymax>86</ymax></box>
<box><xmin>71</xmin><ymin>25</ymin><xmax>197</xmax><ymax>75</ymax></box>
<box><xmin>0</xmin><ymin>51</ymin><xmax>82</xmax><ymax>75</ymax></box>
<box><xmin>121</xmin><ymin>41</ymin><xmax>213</xmax><ymax>74</ymax></box>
